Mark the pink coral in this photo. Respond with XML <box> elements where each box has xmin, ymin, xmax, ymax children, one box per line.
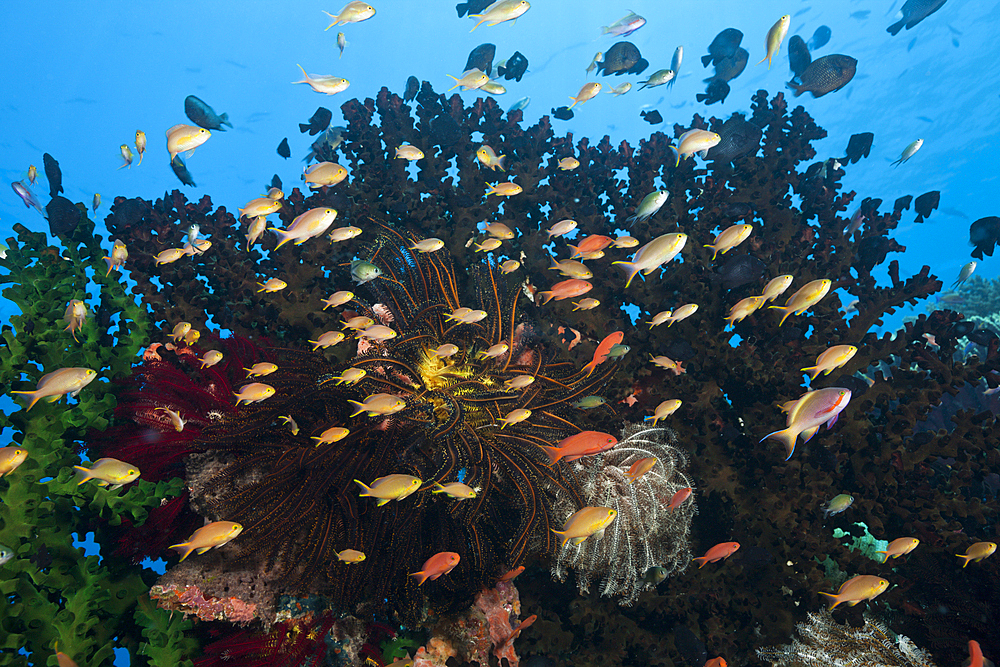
<box><xmin>150</xmin><ymin>583</ymin><xmax>257</xmax><ymax>624</ymax></box>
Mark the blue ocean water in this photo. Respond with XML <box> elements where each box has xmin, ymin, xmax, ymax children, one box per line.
<box><xmin>2</xmin><ymin>1</ymin><xmax>998</xmax><ymax>665</ymax></box>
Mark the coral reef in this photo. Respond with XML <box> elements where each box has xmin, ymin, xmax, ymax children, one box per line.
<box><xmin>550</xmin><ymin>423</ymin><xmax>694</xmax><ymax>604</ymax></box>
<box><xmin>757</xmin><ymin>609</ymin><xmax>938</xmax><ymax>667</ymax></box>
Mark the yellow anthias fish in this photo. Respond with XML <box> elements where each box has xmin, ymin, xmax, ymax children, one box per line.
<box><xmin>447</xmin><ymin>68</ymin><xmax>490</xmax><ymax>92</ymax></box>
<box><xmin>956</xmin><ymin>541</ymin><xmax>997</xmax><ymax>568</ymax></box>
<box><xmin>758</xmin><ymin>274</ymin><xmax>794</xmax><ymax>303</ymax></box>
<box><xmin>63</xmin><ymin>299</ymin><xmax>88</xmax><ymax>342</ymax></box>
<box><xmin>329</xmin><ymin>226</ymin><xmax>362</xmax><ymax>242</ymax></box>
<box><xmin>485</xmin><ymin>182</ymin><xmax>522</xmax><ymax>197</ymax></box>
<box><xmin>757</xmin><ymin>15</ymin><xmax>790</xmax><ymax>69</ymax></box>
<box><xmin>568</xmin><ymin>82</ymin><xmax>602</xmax><ymax>109</ymax></box>
<box><xmin>498</xmin><ymin>408</ymin><xmax>531</xmax><ymax>428</ymax></box>
<box><xmin>500</xmin><ymin>259</ymin><xmax>521</xmax><ymax>273</ymax></box>
<box><xmin>409</xmin><ymin>238</ymin><xmax>444</xmax><ymax>253</ymax></box>
<box><xmin>504</xmin><ymin>375</ymin><xmax>535</xmax><ymax>389</ymax></box>
<box><xmin>612</xmin><ymin>235</ymin><xmax>639</xmax><ymax>248</ymax></box>
<box><xmin>354</xmin><ymin>473</ymin><xmax>421</xmax><ymax>506</ymax></box>
<box><xmin>245</xmin><ymin>216</ymin><xmax>267</xmax><ymax>250</ymax></box>
<box><xmin>476</xmin><ymin>145</ymin><xmax>506</xmax><ymax>171</ymax></box>
<box><xmin>239</xmin><ymin>197</ymin><xmax>282</xmax><ymax>219</ymax></box>
<box><xmin>279</xmin><ymin>414</ymin><xmax>300</xmax><ymax>435</ymax></box>
<box><xmin>876</xmin><ymin>537</ymin><xmax>919</xmax><ymax>562</ymax></box>
<box><xmin>271</xmin><ymin>208</ymin><xmax>339</xmax><ymax>248</ymax></box>
<box><xmin>154</xmin><ymin>248</ymin><xmax>187</xmax><ymax>265</ymax></box>
<box><xmin>245</xmin><ymin>362</ymin><xmax>278</xmax><ymax>377</ymax></box>
<box><xmin>704</xmin><ymin>224</ymin><xmax>753</xmax><ymax>260</ymax></box>
<box><xmin>103</xmin><ymin>239</ymin><xmax>128</xmax><ymax>277</ymax></box>
<box><xmin>73</xmin><ymin>457</ymin><xmax>140</xmax><ymax>491</ymax></box>
<box><xmin>551</xmin><ymin>506</ymin><xmax>617</xmax><ymax>546</ymax></box>
<box><xmin>647</xmin><ymin>311</ymin><xmax>672</xmax><ymax>328</ymax></box>
<box><xmin>170</xmin><ymin>521</ymin><xmax>243</xmax><ymax>562</ymax></box>
<box><xmin>337</xmin><ymin>549</ymin><xmax>366</xmax><ymax>563</ymax></box>
<box><xmin>293</xmin><ymin>65</ymin><xmax>350</xmax><ymax>95</ymax></box>
<box><xmin>12</xmin><ymin>367</ymin><xmax>98</xmax><ymax>411</ymax></box>
<box><xmin>613</xmin><ymin>233</ymin><xmax>687</xmax><ymax>288</ymax></box>
<box><xmin>674</xmin><ymin>129</ymin><xmax>721</xmax><ymax>165</ymax></box>
<box><xmin>92</xmin><ymin>193</ymin><xmax>101</xmax><ymax>212</ymax></box>
<box><xmin>395</xmin><ymin>144</ymin><xmax>425</xmax><ymax>160</ymax></box>
<box><xmin>818</xmin><ymin>575</ymin><xmax>888</xmax><ymax>609</ymax></box>
<box><xmin>724</xmin><ymin>296</ymin><xmax>763</xmax><ymax>327</ymax></box>
<box><xmin>469</xmin><ymin>0</ymin><xmax>530</xmax><ymax>31</ymax></box>
<box><xmin>303</xmin><ymin>162</ymin><xmax>349</xmax><ymax>188</ymax></box>
<box><xmin>645</xmin><ymin>399</ymin><xmax>681</xmax><ymax>425</ymax></box>
<box><xmin>546</xmin><ymin>219</ymin><xmax>578</xmax><ymax>237</ymax></box>
<box><xmin>548</xmin><ymin>257</ymin><xmax>592</xmax><ymax>279</ymax></box>
<box><xmin>200</xmin><ymin>350</ymin><xmax>224</xmax><ymax>368</ymax></box>
<box><xmin>155</xmin><ymin>407</ymin><xmax>186</xmax><ymax>432</ymax></box>
<box><xmin>770</xmin><ymin>278</ymin><xmax>832</xmax><ymax>325</ymax></box>
<box><xmin>485</xmin><ymin>222</ymin><xmax>515</xmax><ymax>238</ymax></box>
<box><xmin>118</xmin><ymin>144</ymin><xmax>134</xmax><ymax>170</ymax></box>
<box><xmin>558</xmin><ymin>157</ymin><xmax>580</xmax><ymax>170</ymax></box>
<box><xmin>431</xmin><ymin>343</ymin><xmax>460</xmax><ymax>358</ymax></box>
<box><xmin>475</xmin><ymin>238</ymin><xmax>503</xmax><ymax>253</ymax></box>
<box><xmin>312</xmin><ymin>426</ymin><xmax>350</xmax><ymax>445</ymax></box>
<box><xmin>256</xmin><ymin>278</ymin><xmax>287</xmax><ymax>293</ymax></box>
<box><xmin>765</xmin><ymin>387</ymin><xmax>851</xmax><ymax>459</ymax></box>
<box><xmin>327</xmin><ymin>367</ymin><xmax>366</xmax><ymax>385</ymax></box>
<box><xmin>607</xmin><ymin>83</ymin><xmax>632</xmax><ymax>96</ymax></box>
<box><xmin>310</xmin><ymin>331</ymin><xmax>346</xmax><ymax>350</ymax></box>
<box><xmin>0</xmin><ymin>446</ymin><xmax>28</xmax><ymax>477</ymax></box>
<box><xmin>572</xmin><ymin>298</ymin><xmax>600</xmax><ymax>311</ymax></box>
<box><xmin>348</xmin><ymin>393</ymin><xmax>405</xmax><ymax>417</ymax></box>
<box><xmin>234</xmin><ymin>383</ymin><xmax>276</xmax><ymax>405</ymax></box>
<box><xmin>321</xmin><ymin>291</ymin><xmax>355</xmax><ymax>309</ymax></box>
<box><xmin>357</xmin><ymin>325</ymin><xmax>397</xmax><ymax>341</ymax></box>
<box><xmin>134</xmin><ymin>130</ymin><xmax>146</xmax><ymax>165</ymax></box>
<box><xmin>341</xmin><ymin>316</ymin><xmax>374</xmax><ymax>330</ymax></box>
<box><xmin>802</xmin><ymin>345</ymin><xmax>857</xmax><ymax>380</ymax></box>
<box><xmin>432</xmin><ymin>481</ymin><xmax>477</xmax><ymax>499</ymax></box>
<box><xmin>323</xmin><ymin>1</ymin><xmax>375</xmax><ymax>29</ymax></box>
<box><xmin>480</xmin><ymin>81</ymin><xmax>507</xmax><ymax>95</ymax></box>
<box><xmin>666</xmin><ymin>303</ymin><xmax>698</xmax><ymax>326</ymax></box>
<box><xmin>478</xmin><ymin>343</ymin><xmax>509</xmax><ymax>359</ymax></box>
<box><xmin>165</xmin><ymin>124</ymin><xmax>211</xmax><ymax>162</ymax></box>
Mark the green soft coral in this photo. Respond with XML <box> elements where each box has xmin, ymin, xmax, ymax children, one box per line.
<box><xmin>0</xmin><ymin>221</ymin><xmax>191</xmax><ymax>665</ymax></box>
<box><xmin>833</xmin><ymin>522</ymin><xmax>889</xmax><ymax>563</ymax></box>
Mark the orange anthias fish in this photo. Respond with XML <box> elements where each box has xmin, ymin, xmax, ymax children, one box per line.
<box><xmin>704</xmin><ymin>658</ymin><xmax>727</xmax><ymax>667</ymax></box>
<box><xmin>667</xmin><ymin>487</ymin><xmax>692</xmax><ymax>510</ymax></box>
<box><xmin>568</xmin><ymin>235</ymin><xmax>614</xmax><ymax>258</ymax></box>
<box><xmin>968</xmin><ymin>640</ymin><xmax>983</xmax><ymax>667</ymax></box>
<box><xmin>582</xmin><ymin>331</ymin><xmax>625</xmax><ymax>377</ymax></box>
<box><xmin>499</xmin><ymin>565</ymin><xmax>525</xmax><ymax>582</ymax></box>
<box><xmin>538</xmin><ymin>431</ymin><xmax>618</xmax><ymax>464</ymax></box>
<box><xmin>538</xmin><ymin>278</ymin><xmax>592</xmax><ymax>305</ymax></box>
<box><xmin>693</xmin><ymin>541</ymin><xmax>740</xmax><ymax>568</ymax></box>
<box><xmin>410</xmin><ymin>551</ymin><xmax>460</xmax><ymax>585</ymax></box>
<box><xmin>818</xmin><ymin>574</ymin><xmax>889</xmax><ymax>609</ymax></box>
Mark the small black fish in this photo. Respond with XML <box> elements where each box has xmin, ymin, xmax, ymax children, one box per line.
<box><xmin>497</xmin><ymin>51</ymin><xmax>528</xmax><ymax>82</ymax></box>
<box><xmin>860</xmin><ymin>197</ymin><xmax>882</xmax><ymax>219</ymax></box>
<box><xmin>856</xmin><ymin>235</ymin><xmax>894</xmax><ymax>271</ymax></box>
<box><xmin>640</xmin><ymin>109</ymin><xmax>662</xmax><ymax>124</ymax></box>
<box><xmin>914</xmin><ymin>190</ymin><xmax>940</xmax><ymax>223</ymax></box>
<box><xmin>170</xmin><ymin>156</ymin><xmax>196</xmax><ymax>187</ymax></box>
<box><xmin>305</xmin><ymin>126</ymin><xmax>346</xmax><ymax>163</ymax></box>
<box><xmin>404</xmin><ymin>76</ymin><xmax>419</xmax><ymax>102</ymax></box>
<box><xmin>888</xmin><ymin>0</ymin><xmax>948</xmax><ymax>35</ymax></box>
<box><xmin>42</xmin><ymin>153</ymin><xmax>63</xmax><ymax>198</ymax></box>
<box><xmin>184</xmin><ymin>95</ymin><xmax>232</xmax><ymax>131</ymax></box>
<box><xmin>788</xmin><ymin>35</ymin><xmax>812</xmax><ymax>77</ymax></box>
<box><xmin>299</xmin><ymin>107</ymin><xmax>332</xmax><ymax>135</ymax></box>
<box><xmin>894</xmin><ymin>195</ymin><xmax>913</xmax><ymax>213</ymax></box>
<box><xmin>968</xmin><ymin>328</ymin><xmax>999</xmax><ymax>347</ymax></box>
<box><xmin>46</xmin><ymin>196</ymin><xmax>83</xmax><ymax>237</ymax></box>
<box><xmin>597</xmin><ymin>42</ymin><xmax>648</xmax><ymax>76</ymax></box>
<box><xmin>110</xmin><ymin>198</ymin><xmax>149</xmax><ymax>233</ymax></box>
<box><xmin>850</xmin><ymin>11</ymin><xmax>871</xmax><ymax>19</ymax></box>
<box><xmin>697</xmin><ymin>79</ymin><xmax>730</xmax><ymax>105</ymax></box>
<box><xmin>277</xmin><ymin>138</ymin><xmax>291</xmax><ymax>159</ymax></box>
<box><xmin>713</xmin><ymin>254</ymin><xmax>765</xmax><ymax>289</ymax></box>
<box><xmin>706</xmin><ymin>47</ymin><xmax>748</xmax><ymax>83</ymax></box>
<box><xmin>807</xmin><ymin>25</ymin><xmax>832</xmax><ymax>49</ymax></box>
<box><xmin>787</xmin><ymin>54</ymin><xmax>857</xmax><ymax>97</ymax></box>
<box><xmin>465</xmin><ymin>43</ymin><xmax>496</xmax><ymax>77</ymax></box>
<box><xmin>843</xmin><ymin>132</ymin><xmax>874</xmax><ymax>164</ymax></box>
<box><xmin>706</xmin><ymin>113</ymin><xmax>762</xmax><ymax>162</ymax></box>
<box><xmin>270</xmin><ymin>174</ymin><xmax>283</xmax><ymax>192</ymax></box>
<box><xmin>951</xmin><ymin>321</ymin><xmax>976</xmax><ymax>337</ymax></box>
<box><xmin>702</xmin><ymin>28</ymin><xmax>743</xmax><ymax>67</ymax></box>
<box><xmin>551</xmin><ymin>106</ymin><xmax>574</xmax><ymax>121</ymax></box>
<box><xmin>456</xmin><ymin>0</ymin><xmax>492</xmax><ymax>18</ymax></box>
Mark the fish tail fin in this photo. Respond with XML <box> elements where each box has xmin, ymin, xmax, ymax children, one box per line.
<box><xmin>220</xmin><ymin>113</ymin><xmax>232</xmax><ymax>128</ymax></box>
<box><xmin>756</xmin><ymin>55</ymin><xmax>767</xmax><ymax>66</ymax></box>
<box><xmin>692</xmin><ymin>556</ymin><xmax>708</xmax><ymax>568</ymax></box>
<box><xmin>889</xmin><ymin>157</ymin><xmax>903</xmax><ymax>167</ymax></box>
<box><xmin>322</xmin><ymin>11</ymin><xmax>339</xmax><ymax>30</ymax></box>
<box><xmin>550</xmin><ymin>528</ymin><xmax>571</xmax><ymax>547</ymax></box>
<box><xmin>785</xmin><ymin>80</ymin><xmax>805</xmax><ymax>97</ymax></box>
<box><xmin>567</xmin><ymin>244</ymin><xmax>582</xmax><ymax>258</ymax></box>
<box><xmin>270</xmin><ymin>228</ymin><xmax>294</xmax><ymax>249</ymax></box>
<box><xmin>611</xmin><ymin>261</ymin><xmax>642</xmax><ymax>288</ymax></box>
<box><xmin>497</xmin><ymin>155</ymin><xmax>506</xmax><ymax>171</ymax></box>
<box><xmin>801</xmin><ymin>365</ymin><xmax>821</xmax><ymax>380</ymax></box>
<box><xmin>409</xmin><ymin>569</ymin><xmax>431</xmax><ymax>585</ymax></box>
<box><xmin>347</xmin><ymin>401</ymin><xmax>367</xmax><ymax>418</ymax></box>
<box><xmin>73</xmin><ymin>466</ymin><xmax>93</xmax><ymax>485</ymax></box>
<box><xmin>768</xmin><ymin>304</ymin><xmax>794</xmax><ymax>326</ymax></box>
<box><xmin>293</xmin><ymin>64</ymin><xmax>309</xmax><ymax>83</ymax></box>
<box><xmin>169</xmin><ymin>541</ymin><xmax>197</xmax><ymax>562</ymax></box>
<box><xmin>446</xmin><ymin>75</ymin><xmax>463</xmax><ymax>91</ymax></box>
<box><xmin>567</xmin><ymin>98</ymin><xmax>578</xmax><ymax>109</ymax></box>
<box><xmin>875</xmin><ymin>551</ymin><xmax>889</xmax><ymax>563</ymax></box>
<box><xmin>538</xmin><ymin>291</ymin><xmax>555</xmax><ymax>305</ymax></box>
<box><xmin>10</xmin><ymin>390</ymin><xmax>42</xmax><ymax>411</ymax></box>
<box><xmin>102</xmin><ymin>256</ymin><xmax>115</xmax><ymax>276</ymax></box>
<box><xmin>701</xmin><ymin>54</ymin><xmax>712</xmax><ymax>66</ymax></box>
<box><xmin>817</xmin><ymin>591</ymin><xmax>842</xmax><ymax>609</ymax></box>
<box><xmin>957</xmin><ymin>553</ymin><xmax>972</xmax><ymax>568</ymax></box>
<box><xmin>468</xmin><ymin>14</ymin><xmax>488</xmax><ymax>32</ymax></box>
<box><xmin>702</xmin><ymin>244</ymin><xmax>720</xmax><ymax>261</ymax></box>
<box><xmin>761</xmin><ymin>428</ymin><xmax>798</xmax><ymax>460</ymax></box>
<box><xmin>431</xmin><ymin>482</ymin><xmax>446</xmax><ymax>494</ymax></box>
<box><xmin>670</xmin><ymin>145</ymin><xmax>680</xmax><ymax>167</ymax></box>
<box><xmin>887</xmin><ymin>18</ymin><xmax>906</xmax><ymax>36</ymax></box>
<box><xmin>582</xmin><ymin>360</ymin><xmax>597</xmax><ymax>378</ymax></box>
<box><xmin>538</xmin><ymin>445</ymin><xmax>562</xmax><ymax>465</ymax></box>
<box><xmin>353</xmin><ymin>479</ymin><xmax>373</xmax><ymax>496</ymax></box>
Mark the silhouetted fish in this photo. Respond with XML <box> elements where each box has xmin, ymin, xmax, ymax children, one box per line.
<box><xmin>706</xmin><ymin>47</ymin><xmax>748</xmax><ymax>83</ymax></box>
<box><xmin>894</xmin><ymin>195</ymin><xmax>913</xmax><ymax>213</ymax></box>
<box><xmin>697</xmin><ymin>79</ymin><xmax>730</xmax><ymax>105</ymax></box>
<box><xmin>702</xmin><ymin>28</ymin><xmax>743</xmax><ymax>67</ymax></box>
<box><xmin>299</xmin><ymin>107</ymin><xmax>332</xmax><ymax>135</ymax></box>
<box><xmin>43</xmin><ymin>153</ymin><xmax>63</xmax><ymax>198</ymax></box>
<box><xmin>465</xmin><ymin>43</ymin><xmax>496</xmax><ymax>77</ymax></box>
<box><xmin>46</xmin><ymin>196</ymin><xmax>83</xmax><ymax>237</ymax></box>
<box><xmin>706</xmin><ymin>113</ymin><xmax>762</xmax><ymax>162</ymax></box>
<box><xmin>551</xmin><ymin>106</ymin><xmax>574</xmax><ymax>121</ymax></box>
<box><xmin>843</xmin><ymin>132</ymin><xmax>874</xmax><ymax>164</ymax></box>
<box><xmin>713</xmin><ymin>255</ymin><xmax>766</xmax><ymax>289</ymax></box>
<box><xmin>306</xmin><ymin>126</ymin><xmax>347</xmax><ymax>163</ymax></box>
<box><xmin>110</xmin><ymin>198</ymin><xmax>149</xmax><ymax>233</ymax></box>
<box><xmin>597</xmin><ymin>42</ymin><xmax>648</xmax><ymax>76</ymax></box>
<box><xmin>277</xmin><ymin>138</ymin><xmax>290</xmax><ymax>159</ymax></box>
<box><xmin>808</xmin><ymin>25</ymin><xmax>832</xmax><ymax>49</ymax></box>
<box><xmin>184</xmin><ymin>95</ymin><xmax>232</xmax><ymax>131</ymax></box>
<box><xmin>788</xmin><ymin>35</ymin><xmax>812</xmax><ymax>77</ymax></box>
<box><xmin>968</xmin><ymin>328</ymin><xmax>999</xmax><ymax>347</ymax></box>
<box><xmin>787</xmin><ymin>55</ymin><xmax>857</xmax><ymax>97</ymax></box>
<box><xmin>497</xmin><ymin>51</ymin><xmax>528</xmax><ymax>81</ymax></box>
<box><xmin>270</xmin><ymin>174</ymin><xmax>283</xmax><ymax>192</ymax></box>
<box><xmin>914</xmin><ymin>190</ymin><xmax>940</xmax><ymax>223</ymax></box>
<box><xmin>456</xmin><ymin>0</ymin><xmax>492</xmax><ymax>18</ymax></box>
<box><xmin>404</xmin><ymin>76</ymin><xmax>419</xmax><ymax>102</ymax></box>
<box><xmin>170</xmin><ymin>156</ymin><xmax>196</xmax><ymax>187</ymax></box>
<box><xmin>888</xmin><ymin>0</ymin><xmax>948</xmax><ymax>35</ymax></box>
<box><xmin>857</xmin><ymin>236</ymin><xmax>893</xmax><ymax>271</ymax></box>
<box><xmin>640</xmin><ymin>109</ymin><xmax>662</xmax><ymax>124</ymax></box>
